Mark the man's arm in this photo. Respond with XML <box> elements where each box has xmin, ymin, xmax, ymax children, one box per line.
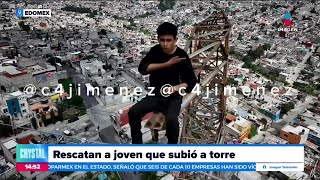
<box><xmin>146</xmin><ymin>56</ymin><xmax>186</xmax><ymax>73</ymax></box>
<box><xmin>138</xmin><ymin>46</ymin><xmax>170</xmax><ymax>75</ymax></box>
<box><xmin>138</xmin><ymin>47</ymin><xmax>185</xmax><ymax>75</ymax></box>
<box><xmin>175</xmin><ymin>54</ymin><xmax>197</xmax><ymax>93</ymax></box>
<box><xmin>145</xmin><ymin>62</ymin><xmax>170</xmax><ymax>73</ymax></box>
<box><xmin>138</xmin><ymin>48</ymin><xmax>154</xmax><ymax>75</ymax></box>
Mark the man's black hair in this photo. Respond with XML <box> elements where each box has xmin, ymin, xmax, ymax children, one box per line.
<box><xmin>157</xmin><ymin>22</ymin><xmax>178</xmax><ymax>38</ymax></box>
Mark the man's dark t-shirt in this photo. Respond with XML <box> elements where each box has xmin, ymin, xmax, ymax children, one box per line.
<box><xmin>138</xmin><ymin>44</ymin><xmax>197</xmax><ymax>97</ymax></box>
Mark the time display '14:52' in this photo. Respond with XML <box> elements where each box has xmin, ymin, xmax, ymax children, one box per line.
<box><xmin>16</xmin><ymin>163</ymin><xmax>48</xmax><ymax>172</ymax></box>
<box><xmin>25</xmin><ymin>164</ymin><xmax>41</xmax><ymax>169</ymax></box>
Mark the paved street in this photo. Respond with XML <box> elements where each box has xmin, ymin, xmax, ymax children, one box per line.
<box><xmin>121</xmin><ymin>70</ymin><xmax>145</xmax><ymax>89</ymax></box>
<box><xmin>88</xmin><ymin>105</ymin><xmax>111</xmax><ymax>129</ymax></box>
<box><xmin>66</xmin><ymin>67</ymin><xmax>99</xmax><ymax>108</ymax></box>
<box><xmin>281</xmin><ymin>96</ymin><xmax>313</xmax><ymax>123</ymax></box>
<box><xmin>289</xmin><ymin>51</ymin><xmax>313</xmax><ymax>83</ymax></box>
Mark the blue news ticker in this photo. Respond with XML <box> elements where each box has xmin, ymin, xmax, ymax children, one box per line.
<box><xmin>16</xmin><ymin>9</ymin><xmax>23</xmax><ymax>17</ymax></box>
<box><xmin>48</xmin><ymin>162</ymin><xmax>257</xmax><ymax>172</ymax></box>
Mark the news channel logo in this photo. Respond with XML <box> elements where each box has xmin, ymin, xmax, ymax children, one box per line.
<box><xmin>277</xmin><ymin>8</ymin><xmax>297</xmax><ymax>32</ymax></box>
<box><xmin>283</xmin><ymin>11</ymin><xmax>292</xmax><ymax>27</ymax></box>
<box><xmin>16</xmin><ymin>9</ymin><xmax>51</xmax><ymax>18</ymax></box>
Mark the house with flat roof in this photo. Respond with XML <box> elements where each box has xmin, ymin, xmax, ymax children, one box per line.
<box><xmin>225</xmin><ymin>116</ymin><xmax>252</xmax><ymax>142</ymax></box>
<box><xmin>230</xmin><ymin>171</ymin><xmax>263</xmax><ymax>180</ymax></box>
<box><xmin>280</xmin><ymin>124</ymin><xmax>309</xmax><ymax>144</ymax></box>
<box><xmin>0</xmin><ymin>160</ymin><xmax>15</xmax><ymax>180</ymax></box>
<box><xmin>0</xmin><ymin>65</ymin><xmax>35</xmax><ymax>92</ymax></box>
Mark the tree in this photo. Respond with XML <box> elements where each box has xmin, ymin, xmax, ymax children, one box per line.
<box><xmin>100</xmin><ymin>29</ymin><xmax>107</xmax><ymax>35</ymax></box>
<box><xmin>141</xmin><ymin>172</ymin><xmax>159</xmax><ymax>180</ymax></box>
<box><xmin>31</xmin><ymin>117</ymin><xmax>38</xmax><ymax>129</ymax></box>
<box><xmin>0</xmin><ymin>115</ymin><xmax>13</xmax><ymax>137</ymax></box>
<box><xmin>261</xmin><ymin>6</ymin><xmax>267</xmax><ymax>12</ymax></box>
<box><xmin>242</xmin><ymin>55</ymin><xmax>254</xmax><ymax>63</ymax></box>
<box><xmin>249</xmin><ymin>125</ymin><xmax>257</xmax><ymax>138</ymax></box>
<box><xmin>260</xmin><ymin>118</ymin><xmax>267</xmax><ymax>130</ymax></box>
<box><xmin>86</xmin><ymin>172</ymin><xmax>93</xmax><ymax>179</ymax></box>
<box><xmin>69</xmin><ymin>95</ymin><xmax>85</xmax><ymax>107</ymax></box>
<box><xmin>46</xmin><ymin>33</ymin><xmax>50</xmax><ymax>40</ymax></box>
<box><xmin>18</xmin><ymin>21</ymin><xmax>30</xmax><ymax>32</ymax></box>
<box><xmin>228</xmin><ymin>78</ymin><xmax>238</xmax><ymax>86</ymax></box>
<box><xmin>50</xmin><ymin>110</ymin><xmax>57</xmax><ymax>124</ymax></box>
<box><xmin>280</xmin><ymin>102</ymin><xmax>295</xmax><ymax>117</ymax></box>
<box><xmin>181</xmin><ymin>20</ymin><xmax>188</xmax><ymax>26</ymax></box>
<box><xmin>41</xmin><ymin>113</ymin><xmax>47</xmax><ymax>127</ymax></box>
<box><xmin>262</xmin><ymin>43</ymin><xmax>271</xmax><ymax>51</ymax></box>
<box><xmin>47</xmin><ymin>56</ymin><xmax>62</xmax><ymax>66</ymax></box>
<box><xmin>18</xmin><ymin>21</ymin><xmax>25</xmax><ymax>28</ymax></box>
<box><xmin>158</xmin><ymin>0</ymin><xmax>175</xmax><ymax>11</ymax></box>
<box><xmin>237</xmin><ymin>32</ymin><xmax>243</xmax><ymax>40</ymax></box>
<box><xmin>88</xmin><ymin>12</ymin><xmax>95</xmax><ymax>18</ymax></box>
<box><xmin>116</xmin><ymin>41</ymin><xmax>123</xmax><ymax>49</ymax></box>
<box><xmin>57</xmin><ymin>107</ymin><xmax>64</xmax><ymax>121</ymax></box>
<box><xmin>58</xmin><ymin>78</ymin><xmax>75</xmax><ymax>95</ymax></box>
<box><xmin>68</xmin><ymin>95</ymin><xmax>86</xmax><ymax>115</ymax></box>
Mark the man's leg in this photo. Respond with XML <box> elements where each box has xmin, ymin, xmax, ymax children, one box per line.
<box><xmin>128</xmin><ymin>96</ymin><xmax>158</xmax><ymax>144</ymax></box>
<box><xmin>164</xmin><ymin>97</ymin><xmax>183</xmax><ymax>144</ymax></box>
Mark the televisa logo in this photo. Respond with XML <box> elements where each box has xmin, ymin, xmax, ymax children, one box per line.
<box><xmin>278</xmin><ymin>8</ymin><xmax>297</xmax><ymax>32</ymax></box>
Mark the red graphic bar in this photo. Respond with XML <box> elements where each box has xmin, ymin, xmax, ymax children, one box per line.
<box><xmin>284</xmin><ymin>20</ymin><xmax>291</xmax><ymax>27</ymax></box>
<box><xmin>16</xmin><ymin>163</ymin><xmax>48</xmax><ymax>172</ymax></box>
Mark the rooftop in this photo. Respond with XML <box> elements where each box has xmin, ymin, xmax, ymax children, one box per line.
<box><xmin>0</xmin><ymin>65</ymin><xmax>23</xmax><ymax>75</ymax></box>
<box><xmin>17</xmin><ymin>134</ymin><xmax>35</xmax><ymax>144</ymax></box>
<box><xmin>233</xmin><ymin>172</ymin><xmax>262</xmax><ymax>180</ymax></box>
<box><xmin>235</xmin><ymin>116</ymin><xmax>251</xmax><ymax>128</ymax></box>
<box><xmin>234</xmin><ymin>107</ymin><xmax>249</xmax><ymax>118</ymax></box>
<box><xmin>9</xmin><ymin>91</ymin><xmax>24</xmax><ymax>97</ymax></box>
<box><xmin>282</xmin><ymin>124</ymin><xmax>310</xmax><ymax>136</ymax></box>
<box><xmin>226</xmin><ymin>114</ymin><xmax>237</xmax><ymax>121</ymax></box>
<box><xmin>281</xmin><ymin>171</ymin><xmax>309</xmax><ymax>180</ymax></box>
<box><xmin>2</xmin><ymin>139</ymin><xmax>17</xmax><ymax>150</ymax></box>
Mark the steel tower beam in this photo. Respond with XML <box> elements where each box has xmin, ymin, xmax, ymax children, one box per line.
<box><xmin>178</xmin><ymin>10</ymin><xmax>231</xmax><ymax>179</ymax></box>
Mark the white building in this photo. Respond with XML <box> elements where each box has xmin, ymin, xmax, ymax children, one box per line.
<box><xmin>0</xmin><ymin>91</ymin><xmax>33</xmax><ymax>125</ymax></box>
<box><xmin>226</xmin><ymin>96</ymin><xmax>239</xmax><ymax>110</ymax></box>
<box><xmin>1</xmin><ymin>139</ymin><xmax>17</xmax><ymax>164</ymax></box>
<box><xmin>80</xmin><ymin>60</ymin><xmax>105</xmax><ymax>78</ymax></box>
<box><xmin>129</xmin><ymin>68</ymin><xmax>142</xmax><ymax>80</ymax></box>
<box><xmin>0</xmin><ymin>160</ymin><xmax>15</xmax><ymax>180</ymax></box>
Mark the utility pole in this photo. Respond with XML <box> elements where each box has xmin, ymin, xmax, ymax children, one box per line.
<box><xmin>10</xmin><ymin>116</ymin><xmax>16</xmax><ymax>136</ymax></box>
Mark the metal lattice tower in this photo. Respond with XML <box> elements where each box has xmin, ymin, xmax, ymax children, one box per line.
<box><xmin>178</xmin><ymin>10</ymin><xmax>231</xmax><ymax>180</ymax></box>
